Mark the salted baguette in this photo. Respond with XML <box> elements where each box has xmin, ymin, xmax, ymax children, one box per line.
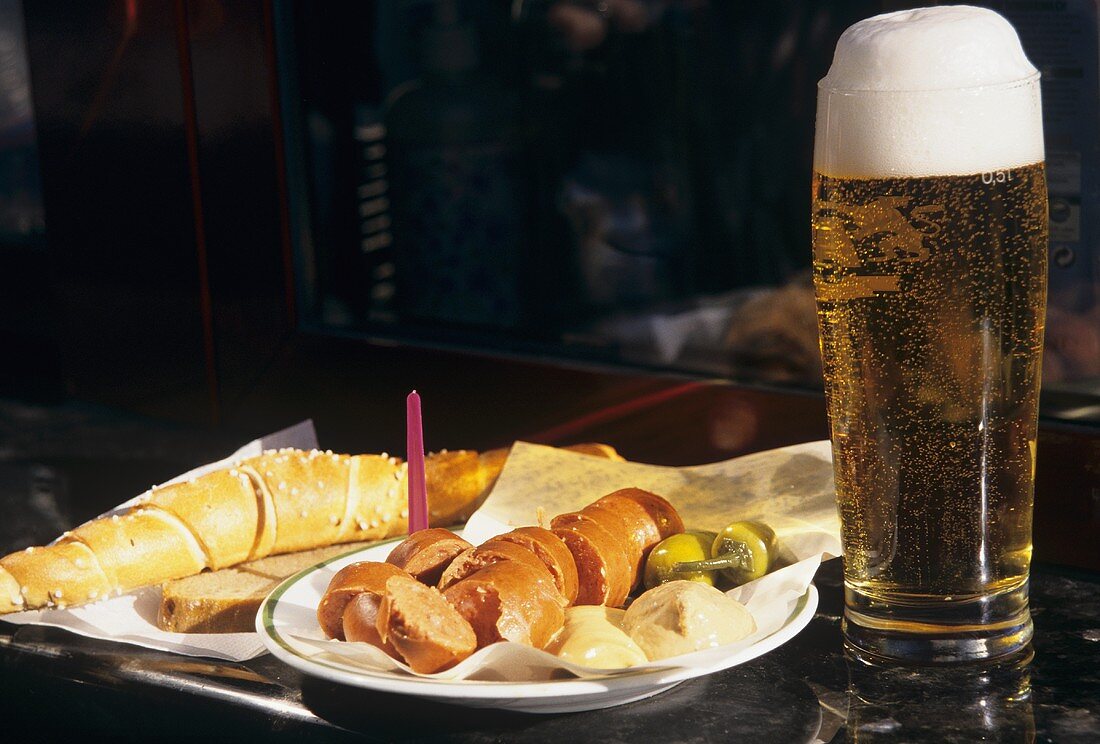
<box><xmin>0</xmin><ymin>442</ymin><xmax>622</xmax><ymax>615</ymax></box>
<box><xmin>0</xmin><ymin>450</ymin><xmax>430</xmax><ymax>613</ymax></box>
<box><xmin>0</xmin><ymin>450</ymin><xmax>409</xmax><ymax>613</ymax></box>
<box><xmin>0</xmin><ymin>542</ymin><xmax>112</xmax><ymax>611</ymax></box>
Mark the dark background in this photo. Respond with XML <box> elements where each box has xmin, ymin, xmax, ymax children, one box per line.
<box><xmin>1</xmin><ymin>0</ymin><xmax>1095</xmax><ymax>424</ymax></box>
<box><xmin>0</xmin><ymin>0</ymin><xmax>1095</xmax><ymax>569</ymax></box>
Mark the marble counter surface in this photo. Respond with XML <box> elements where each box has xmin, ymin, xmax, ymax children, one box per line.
<box><xmin>1</xmin><ymin>398</ymin><xmax>1098</xmax><ymax>741</ymax></box>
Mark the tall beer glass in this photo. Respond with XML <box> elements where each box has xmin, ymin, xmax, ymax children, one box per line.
<box><xmin>812</xmin><ymin>6</ymin><xmax>1048</xmax><ymax>663</ymax></box>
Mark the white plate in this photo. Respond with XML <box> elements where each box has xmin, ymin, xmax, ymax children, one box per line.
<box><xmin>257</xmin><ymin>534</ymin><xmax>819</xmax><ymax>714</ymax></box>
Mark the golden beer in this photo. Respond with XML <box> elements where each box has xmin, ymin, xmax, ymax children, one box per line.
<box><xmin>814</xmin><ymin>7</ymin><xmax>1047</xmax><ymax>662</ymax></box>
<box><xmin>813</xmin><ymin>165</ymin><xmax>1047</xmax><ymax>622</ymax></box>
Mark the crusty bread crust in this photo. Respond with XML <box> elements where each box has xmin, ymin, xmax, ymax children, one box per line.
<box><xmin>159</xmin><ymin>592</ymin><xmax>258</xmax><ymax>635</ymax></box>
<box><xmin>341</xmin><ymin>455</ymin><xmax>406</xmax><ymax>542</ymax></box>
<box><xmin>0</xmin><ymin>542</ymin><xmax>112</xmax><ymax>609</ymax></box>
<box><xmin>66</xmin><ymin>509</ymin><xmax>207</xmax><ymax>594</ymax></box>
<box><xmin>145</xmin><ymin>469</ymin><xmax>261</xmax><ymax>569</ymax></box>
<box><xmin>241</xmin><ymin>450</ymin><xmax>351</xmax><ymax>555</ymax></box>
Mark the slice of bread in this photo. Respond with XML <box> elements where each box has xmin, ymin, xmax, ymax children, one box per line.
<box><xmin>157</xmin><ymin>541</ymin><xmax>375</xmax><ymax>633</ymax></box>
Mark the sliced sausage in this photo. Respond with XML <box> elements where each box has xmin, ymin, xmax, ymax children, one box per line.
<box><xmin>385</xmin><ymin>528</ymin><xmax>472</xmax><ymax>586</ymax></box>
<box><xmin>317</xmin><ymin>561</ymin><xmax>405</xmax><ymax>641</ymax></box>
<box><xmin>491</xmin><ymin>526</ymin><xmax>579</xmax><ymax>604</ymax></box>
<box><xmin>580</xmin><ymin>488</ymin><xmax>685</xmax><ymax>589</ymax></box>
<box><xmin>376</xmin><ymin>573</ymin><xmax>477</xmax><ymax>673</ymax></box>
<box><xmin>436</xmin><ymin>539</ymin><xmax>558</xmax><ymax>596</ymax></box>
<box><xmin>596</xmin><ymin>488</ymin><xmax>684</xmax><ymax>541</ymax></box>
<box><xmin>442</xmin><ymin>560</ymin><xmax>565</xmax><ymax>649</ymax></box>
<box><xmin>341</xmin><ymin>592</ymin><xmax>398</xmax><ymax>658</ymax></box>
<box><xmin>551</xmin><ymin>516</ymin><xmax>633</xmax><ymax>607</ymax></box>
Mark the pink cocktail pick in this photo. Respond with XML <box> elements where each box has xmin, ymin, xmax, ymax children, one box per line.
<box><xmin>406</xmin><ymin>390</ymin><xmax>429</xmax><ymax>533</ymax></box>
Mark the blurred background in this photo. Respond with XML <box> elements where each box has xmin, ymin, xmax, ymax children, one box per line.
<box><xmin>0</xmin><ymin>0</ymin><xmax>1097</xmax><ymax>429</ymax></box>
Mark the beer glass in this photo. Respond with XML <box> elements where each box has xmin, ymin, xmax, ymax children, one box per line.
<box><xmin>812</xmin><ymin>7</ymin><xmax>1048</xmax><ymax>663</ymax></box>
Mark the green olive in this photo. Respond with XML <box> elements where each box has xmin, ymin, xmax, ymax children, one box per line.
<box><xmin>643</xmin><ymin>531</ymin><xmax>716</xmax><ymax>589</ymax></box>
<box><xmin>668</xmin><ymin>521</ymin><xmax>778</xmax><ymax>587</ymax></box>
<box><xmin>712</xmin><ymin>520</ymin><xmax>778</xmax><ymax>585</ymax></box>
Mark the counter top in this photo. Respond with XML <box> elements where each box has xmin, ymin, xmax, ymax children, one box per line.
<box><xmin>4</xmin><ymin>559</ymin><xmax>1098</xmax><ymax>742</ymax></box>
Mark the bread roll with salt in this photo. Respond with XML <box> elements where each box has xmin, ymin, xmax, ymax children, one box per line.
<box><xmin>0</xmin><ymin>443</ymin><xmax>624</xmax><ymax>615</ymax></box>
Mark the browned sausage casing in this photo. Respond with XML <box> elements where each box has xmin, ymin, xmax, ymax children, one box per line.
<box><xmin>436</xmin><ymin>539</ymin><xmax>558</xmax><ymax>593</ymax></box>
<box><xmin>579</xmin><ymin>488</ymin><xmax>685</xmax><ymax>588</ymax></box>
<box><xmin>341</xmin><ymin>592</ymin><xmax>397</xmax><ymax>655</ymax></box>
<box><xmin>490</xmin><ymin>526</ymin><xmax>579</xmax><ymax>605</ymax></box>
<box><xmin>376</xmin><ymin>574</ymin><xmax>477</xmax><ymax>673</ymax></box>
<box><xmin>317</xmin><ymin>561</ymin><xmax>406</xmax><ymax>641</ymax></box>
<box><xmin>596</xmin><ymin>488</ymin><xmax>684</xmax><ymax>541</ymax></box>
<box><xmin>385</xmin><ymin>528</ymin><xmax>472</xmax><ymax>586</ymax></box>
<box><xmin>442</xmin><ymin>561</ymin><xmax>566</xmax><ymax>649</ymax></box>
<box><xmin>550</xmin><ymin>516</ymin><xmax>633</xmax><ymax>607</ymax></box>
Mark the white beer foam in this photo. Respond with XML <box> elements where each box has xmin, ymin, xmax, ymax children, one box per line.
<box><xmin>815</xmin><ymin>6</ymin><xmax>1043</xmax><ymax>178</ymax></box>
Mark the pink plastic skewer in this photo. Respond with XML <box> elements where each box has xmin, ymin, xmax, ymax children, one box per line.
<box><xmin>406</xmin><ymin>390</ymin><xmax>429</xmax><ymax>533</ymax></box>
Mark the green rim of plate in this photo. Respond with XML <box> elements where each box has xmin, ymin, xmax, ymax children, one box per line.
<box><xmin>261</xmin><ymin>532</ymin><xmax>410</xmax><ymax>659</ymax></box>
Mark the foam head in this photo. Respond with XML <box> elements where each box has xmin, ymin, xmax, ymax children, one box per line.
<box><xmin>815</xmin><ymin>6</ymin><xmax>1043</xmax><ymax>178</ymax></box>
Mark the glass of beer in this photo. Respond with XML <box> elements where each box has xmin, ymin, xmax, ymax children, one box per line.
<box><xmin>812</xmin><ymin>7</ymin><xmax>1047</xmax><ymax>663</ymax></box>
